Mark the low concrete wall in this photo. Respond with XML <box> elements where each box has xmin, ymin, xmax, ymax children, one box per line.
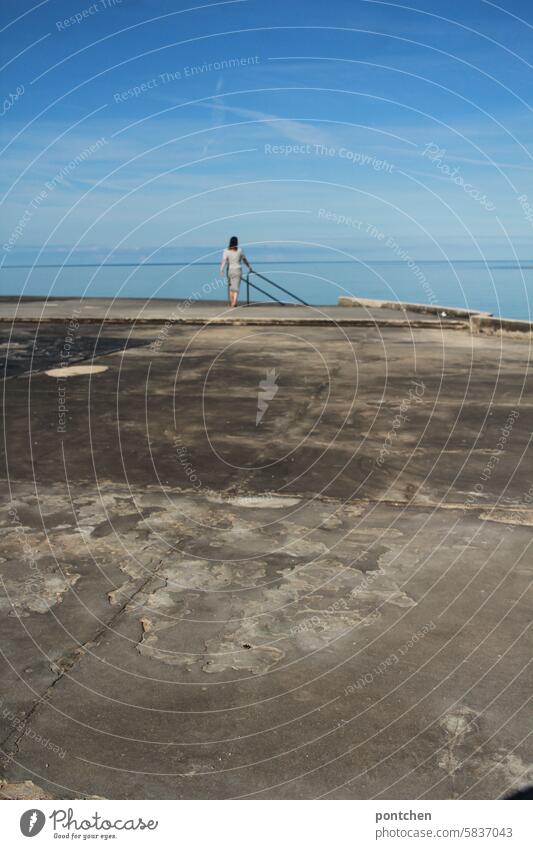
<box><xmin>339</xmin><ymin>296</ymin><xmax>533</xmax><ymax>336</ymax></box>
<box><xmin>338</xmin><ymin>295</ymin><xmax>487</xmax><ymax>320</ymax></box>
<box><xmin>470</xmin><ymin>314</ymin><xmax>533</xmax><ymax>336</ymax></box>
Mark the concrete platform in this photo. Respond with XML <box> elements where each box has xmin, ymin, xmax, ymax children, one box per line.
<box><xmin>0</xmin><ymin>314</ymin><xmax>531</xmax><ymax>800</ymax></box>
<box><xmin>0</xmin><ymin>296</ymin><xmax>464</xmax><ymax>328</ymax></box>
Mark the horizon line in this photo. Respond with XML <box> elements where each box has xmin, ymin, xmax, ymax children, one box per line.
<box><xmin>2</xmin><ymin>260</ymin><xmax>532</xmax><ymax>270</ymax></box>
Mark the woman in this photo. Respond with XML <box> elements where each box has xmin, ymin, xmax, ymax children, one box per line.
<box><xmin>220</xmin><ymin>236</ymin><xmax>252</xmax><ymax>307</ymax></box>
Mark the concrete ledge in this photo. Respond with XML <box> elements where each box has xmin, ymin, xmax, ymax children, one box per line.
<box><xmin>0</xmin><ymin>315</ymin><xmax>468</xmax><ymax>329</ymax></box>
<box><xmin>470</xmin><ymin>314</ymin><xmax>533</xmax><ymax>335</ymax></box>
<box><xmin>338</xmin><ymin>295</ymin><xmax>488</xmax><ymax>319</ymax></box>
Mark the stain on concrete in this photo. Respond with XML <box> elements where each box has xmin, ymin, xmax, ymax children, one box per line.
<box><xmin>439</xmin><ymin>705</ymin><xmax>479</xmax><ymax>776</ymax></box>
<box><xmin>207</xmin><ymin>494</ymin><xmax>301</xmax><ymax>508</ymax></box>
<box><xmin>436</xmin><ymin>705</ymin><xmax>533</xmax><ymax>798</ymax></box>
<box><xmin>479</xmin><ymin>509</ymin><xmax>533</xmax><ymax>526</ymax></box>
<box><xmin>0</xmin><ymin>778</ymin><xmax>53</xmax><ymax>800</ymax></box>
<box><xmin>45</xmin><ymin>365</ymin><xmax>109</xmax><ymax>378</ymax></box>
<box><xmin>2</xmin><ymin>565</ymin><xmax>80</xmax><ymax>615</ymax></box>
<box><xmin>0</xmin><ymin>326</ymin><xmax>145</xmax><ymax>379</ymax></box>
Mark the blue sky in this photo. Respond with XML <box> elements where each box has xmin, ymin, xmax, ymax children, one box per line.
<box><xmin>1</xmin><ymin>0</ymin><xmax>533</xmax><ymax>264</ymax></box>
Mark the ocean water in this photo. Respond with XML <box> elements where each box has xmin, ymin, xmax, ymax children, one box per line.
<box><xmin>1</xmin><ymin>260</ymin><xmax>532</xmax><ymax>320</ymax></box>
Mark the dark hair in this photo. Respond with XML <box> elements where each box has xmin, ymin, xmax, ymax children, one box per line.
<box><xmin>228</xmin><ymin>236</ymin><xmax>238</xmax><ymax>249</ymax></box>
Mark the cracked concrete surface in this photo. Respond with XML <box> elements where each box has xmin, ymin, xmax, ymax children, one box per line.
<box><xmin>0</xmin><ymin>320</ymin><xmax>531</xmax><ymax>799</ymax></box>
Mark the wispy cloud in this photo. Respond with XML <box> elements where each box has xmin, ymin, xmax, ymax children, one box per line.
<box><xmin>193</xmin><ymin>98</ymin><xmax>333</xmax><ymax>147</ymax></box>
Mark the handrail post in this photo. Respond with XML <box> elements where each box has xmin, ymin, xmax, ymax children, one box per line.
<box><xmin>246</xmin><ymin>272</ymin><xmax>250</xmax><ymax>305</ymax></box>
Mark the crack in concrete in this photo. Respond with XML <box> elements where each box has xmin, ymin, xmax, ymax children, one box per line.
<box><xmin>0</xmin><ymin>556</ymin><xmax>165</xmax><ymax>762</ymax></box>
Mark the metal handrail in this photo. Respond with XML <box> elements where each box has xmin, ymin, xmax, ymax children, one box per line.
<box><xmin>244</xmin><ymin>270</ymin><xmax>308</xmax><ymax>306</ymax></box>
<box><xmin>245</xmin><ymin>276</ymin><xmax>285</xmax><ymax>305</ymax></box>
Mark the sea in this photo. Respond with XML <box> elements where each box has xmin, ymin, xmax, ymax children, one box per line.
<box><xmin>1</xmin><ymin>260</ymin><xmax>532</xmax><ymax>320</ymax></box>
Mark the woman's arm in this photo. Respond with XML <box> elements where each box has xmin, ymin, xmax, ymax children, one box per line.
<box><xmin>242</xmin><ymin>252</ymin><xmax>252</xmax><ymax>271</ymax></box>
<box><xmin>219</xmin><ymin>251</ymin><xmax>227</xmax><ymax>274</ymax></box>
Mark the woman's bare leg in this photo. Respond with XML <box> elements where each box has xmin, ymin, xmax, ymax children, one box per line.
<box><xmin>230</xmin><ymin>289</ymin><xmax>238</xmax><ymax>307</ymax></box>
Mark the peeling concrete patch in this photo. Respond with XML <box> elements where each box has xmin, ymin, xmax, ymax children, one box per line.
<box><xmin>120</xmin><ymin>540</ymin><xmax>417</xmax><ymax>674</ymax></box>
<box><xmin>440</xmin><ymin>705</ymin><xmax>478</xmax><ymax>740</ymax></box>
<box><xmin>44</xmin><ymin>365</ymin><xmax>109</xmax><ymax>377</ymax></box>
<box><xmin>207</xmin><ymin>493</ymin><xmax>301</xmax><ymax>508</ymax></box>
<box><xmin>320</xmin><ymin>513</ymin><xmax>343</xmax><ymax>529</ymax></box>
<box><xmin>349</xmin><ymin>587</ymin><xmax>416</xmax><ymax>608</ymax></box>
<box><xmin>0</xmin><ymin>778</ymin><xmax>53</xmax><ymax>800</ymax></box>
<box><xmin>1</xmin><ymin>485</ymin><xmax>418</xmax><ymax>681</ymax></box>
<box><xmin>282</xmin><ymin>537</ymin><xmax>329</xmax><ymax>558</ymax></box>
<box><xmin>0</xmin><ymin>563</ymin><xmax>79</xmax><ymax>615</ymax></box>
<box><xmin>2</xmin><ymin>471</ymin><xmax>531</xmax><ymax>798</ymax></box>
<box><xmin>107</xmin><ymin>553</ymin><xmax>165</xmax><ymax>607</ymax></box>
<box><xmin>438</xmin><ymin>705</ymin><xmax>479</xmax><ymax>776</ymax></box>
<box><xmin>203</xmin><ymin>627</ymin><xmax>285</xmax><ymax>674</ymax></box>
<box><xmin>487</xmin><ymin>752</ymin><xmax>533</xmax><ymax>792</ymax></box>
<box><xmin>0</xmin><ymin>342</ymin><xmax>26</xmax><ymax>350</ymax></box>
<box><xmin>479</xmin><ymin>509</ymin><xmax>533</xmax><ymax>526</ymax></box>
<box><xmin>74</xmin><ymin>526</ymin><xmax>96</xmax><ymax>540</ymax></box>
<box><xmin>136</xmin><ymin>615</ymin><xmax>199</xmax><ymax>668</ymax></box>
<box><xmin>436</xmin><ymin>706</ymin><xmax>533</xmax><ymax>798</ymax></box>
<box><xmin>156</xmin><ymin>559</ymin><xmax>268</xmax><ymax>592</ymax></box>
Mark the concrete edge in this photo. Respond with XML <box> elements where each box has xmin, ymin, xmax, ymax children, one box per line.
<box><xmin>469</xmin><ymin>314</ymin><xmax>533</xmax><ymax>335</ymax></box>
<box><xmin>0</xmin><ymin>316</ymin><xmax>468</xmax><ymax>329</ymax></box>
<box><xmin>338</xmin><ymin>295</ymin><xmax>490</xmax><ymax>319</ymax></box>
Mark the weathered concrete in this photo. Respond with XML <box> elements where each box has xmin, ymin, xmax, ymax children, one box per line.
<box><xmin>0</xmin><ymin>296</ymin><xmax>463</xmax><ymax>328</ymax></box>
<box><xmin>338</xmin><ymin>295</ymin><xmax>488</xmax><ymax>320</ymax></box>
<box><xmin>470</xmin><ymin>314</ymin><xmax>533</xmax><ymax>336</ymax></box>
<box><xmin>0</xmin><ymin>311</ymin><xmax>531</xmax><ymax>800</ymax></box>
